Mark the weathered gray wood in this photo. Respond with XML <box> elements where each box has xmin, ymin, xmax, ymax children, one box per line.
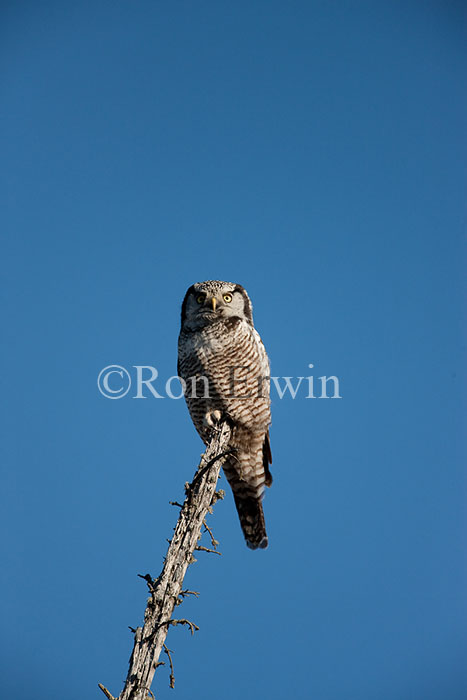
<box><xmin>99</xmin><ymin>422</ymin><xmax>231</xmax><ymax>700</ymax></box>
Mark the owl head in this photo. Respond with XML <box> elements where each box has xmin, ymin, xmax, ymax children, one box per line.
<box><xmin>181</xmin><ymin>280</ymin><xmax>254</xmax><ymax>330</ymax></box>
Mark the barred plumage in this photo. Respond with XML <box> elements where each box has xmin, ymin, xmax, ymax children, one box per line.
<box><xmin>178</xmin><ymin>280</ymin><xmax>272</xmax><ymax>549</ymax></box>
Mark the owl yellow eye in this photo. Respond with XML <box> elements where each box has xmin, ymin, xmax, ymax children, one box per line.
<box><xmin>223</xmin><ymin>293</ymin><xmax>232</xmax><ymax>303</ymax></box>
<box><xmin>196</xmin><ymin>295</ymin><xmax>204</xmax><ymax>304</ymax></box>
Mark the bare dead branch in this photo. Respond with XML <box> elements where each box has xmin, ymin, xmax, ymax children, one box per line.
<box><xmin>98</xmin><ymin>684</ymin><xmax>116</xmax><ymax>700</ymax></box>
<box><xmin>168</xmin><ymin>618</ymin><xmax>200</xmax><ymax>635</ymax></box>
<box><xmin>179</xmin><ymin>589</ymin><xmax>200</xmax><ymax>599</ymax></box>
<box><xmin>137</xmin><ymin>573</ymin><xmax>157</xmax><ymax>593</ymax></box>
<box><xmin>163</xmin><ymin>644</ymin><xmax>175</xmax><ymax>689</ymax></box>
<box><xmin>98</xmin><ymin>421</ymin><xmax>231</xmax><ymax>700</ymax></box>
<box><xmin>195</xmin><ymin>545</ymin><xmax>222</xmax><ymax>555</ymax></box>
<box><xmin>203</xmin><ymin>519</ymin><xmax>220</xmax><ymax>549</ymax></box>
<box><xmin>176</xmin><ymin>589</ymin><xmax>200</xmax><ymax>606</ymax></box>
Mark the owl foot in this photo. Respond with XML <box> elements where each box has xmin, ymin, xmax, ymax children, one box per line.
<box><xmin>204</xmin><ymin>409</ymin><xmax>223</xmax><ymax>430</ymax></box>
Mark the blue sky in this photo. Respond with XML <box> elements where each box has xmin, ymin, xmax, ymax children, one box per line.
<box><xmin>1</xmin><ymin>2</ymin><xmax>466</xmax><ymax>699</ymax></box>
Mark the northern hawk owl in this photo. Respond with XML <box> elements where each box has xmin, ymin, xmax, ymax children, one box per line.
<box><xmin>178</xmin><ymin>280</ymin><xmax>272</xmax><ymax>549</ymax></box>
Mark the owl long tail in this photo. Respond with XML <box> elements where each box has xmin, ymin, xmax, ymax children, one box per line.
<box><xmin>232</xmin><ymin>492</ymin><xmax>268</xmax><ymax>550</ymax></box>
<box><xmin>223</xmin><ymin>430</ymin><xmax>272</xmax><ymax>549</ymax></box>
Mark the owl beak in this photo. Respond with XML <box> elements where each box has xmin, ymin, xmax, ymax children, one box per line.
<box><xmin>210</xmin><ymin>297</ymin><xmax>217</xmax><ymax>312</ymax></box>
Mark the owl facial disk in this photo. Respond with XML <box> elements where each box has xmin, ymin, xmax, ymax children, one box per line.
<box><xmin>180</xmin><ymin>281</ymin><xmax>254</xmax><ymax>329</ymax></box>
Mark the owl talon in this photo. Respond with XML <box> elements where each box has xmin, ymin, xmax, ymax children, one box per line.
<box><xmin>204</xmin><ymin>410</ymin><xmax>223</xmax><ymax>429</ymax></box>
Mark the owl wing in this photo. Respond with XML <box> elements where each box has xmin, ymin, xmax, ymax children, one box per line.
<box><xmin>252</xmin><ymin>327</ymin><xmax>273</xmax><ymax>485</ymax></box>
